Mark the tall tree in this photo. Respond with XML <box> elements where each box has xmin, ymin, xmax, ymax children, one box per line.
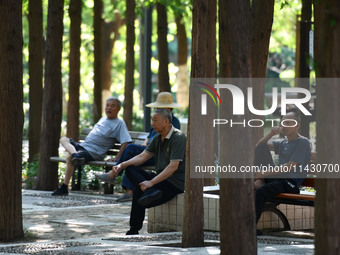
<box><xmin>67</xmin><ymin>0</ymin><xmax>82</xmax><ymax>141</ymax></box>
<box><xmin>156</xmin><ymin>2</ymin><xmax>170</xmax><ymax>92</ymax></box>
<box><xmin>314</xmin><ymin>0</ymin><xmax>340</xmax><ymax>254</ymax></box>
<box><xmin>36</xmin><ymin>0</ymin><xmax>64</xmax><ymax>190</ymax></box>
<box><xmin>123</xmin><ymin>0</ymin><xmax>136</xmax><ymax>130</ymax></box>
<box><xmin>219</xmin><ymin>0</ymin><xmax>257</xmax><ymax>254</ymax></box>
<box><xmin>298</xmin><ymin>0</ymin><xmax>313</xmax><ymax>138</ymax></box>
<box><xmin>101</xmin><ymin>11</ymin><xmax>124</xmax><ymax>112</ymax></box>
<box><xmin>93</xmin><ymin>0</ymin><xmax>103</xmax><ymax>122</ymax></box>
<box><xmin>182</xmin><ymin>0</ymin><xmax>216</xmax><ymax>248</ymax></box>
<box><xmin>0</xmin><ymin>0</ymin><xmax>24</xmax><ymax>241</ymax></box>
<box><xmin>175</xmin><ymin>14</ymin><xmax>189</xmax><ymax>110</ymax></box>
<box><xmin>28</xmin><ymin>0</ymin><xmax>44</xmax><ymax>162</ymax></box>
<box><xmin>251</xmin><ymin>0</ymin><xmax>274</xmax><ymax>144</ymax></box>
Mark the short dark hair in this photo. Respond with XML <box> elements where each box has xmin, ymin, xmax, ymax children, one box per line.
<box><xmin>106</xmin><ymin>96</ymin><xmax>121</xmax><ymax>107</ymax></box>
<box><xmin>154</xmin><ymin>108</ymin><xmax>172</xmax><ymax>123</ymax></box>
<box><xmin>284</xmin><ymin>110</ymin><xmax>301</xmax><ymax>123</ymax></box>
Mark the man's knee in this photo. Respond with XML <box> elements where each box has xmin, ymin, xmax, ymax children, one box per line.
<box><xmin>60</xmin><ymin>137</ymin><xmax>69</xmax><ymax>144</ymax></box>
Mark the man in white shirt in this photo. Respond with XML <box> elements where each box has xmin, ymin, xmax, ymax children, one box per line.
<box><xmin>52</xmin><ymin>97</ymin><xmax>132</xmax><ymax>196</ymax></box>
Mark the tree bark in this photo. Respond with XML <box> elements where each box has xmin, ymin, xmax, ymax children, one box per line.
<box><xmin>219</xmin><ymin>0</ymin><xmax>256</xmax><ymax>254</ymax></box>
<box><xmin>0</xmin><ymin>0</ymin><xmax>24</xmax><ymax>241</ymax></box>
<box><xmin>93</xmin><ymin>0</ymin><xmax>103</xmax><ymax>123</ymax></box>
<box><xmin>298</xmin><ymin>0</ymin><xmax>313</xmax><ymax>138</ymax></box>
<box><xmin>67</xmin><ymin>0</ymin><xmax>82</xmax><ymax>141</ymax></box>
<box><xmin>315</xmin><ymin>0</ymin><xmax>340</xmax><ymax>254</ymax></box>
<box><xmin>101</xmin><ymin>11</ymin><xmax>124</xmax><ymax>112</ymax></box>
<box><xmin>182</xmin><ymin>0</ymin><xmax>216</xmax><ymax>248</ymax></box>
<box><xmin>175</xmin><ymin>14</ymin><xmax>189</xmax><ymax>110</ymax></box>
<box><xmin>36</xmin><ymin>0</ymin><xmax>64</xmax><ymax>191</ymax></box>
<box><xmin>123</xmin><ymin>0</ymin><xmax>135</xmax><ymax>130</ymax></box>
<box><xmin>156</xmin><ymin>2</ymin><xmax>170</xmax><ymax>92</ymax></box>
<box><xmin>28</xmin><ymin>0</ymin><xmax>43</xmax><ymax>162</ymax></box>
<box><xmin>251</xmin><ymin>0</ymin><xmax>274</xmax><ymax>145</ymax></box>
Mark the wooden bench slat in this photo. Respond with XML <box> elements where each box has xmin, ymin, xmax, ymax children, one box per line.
<box><xmin>275</xmin><ymin>192</ymin><xmax>315</xmax><ymax>201</ymax></box>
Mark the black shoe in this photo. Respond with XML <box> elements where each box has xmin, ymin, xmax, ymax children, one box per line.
<box><xmin>126</xmin><ymin>227</ymin><xmax>139</xmax><ymax>235</ymax></box>
<box><xmin>138</xmin><ymin>189</ymin><xmax>163</xmax><ymax>207</ymax></box>
<box><xmin>52</xmin><ymin>184</ymin><xmax>68</xmax><ymax>196</ymax></box>
<box><xmin>256</xmin><ymin>229</ymin><xmax>263</xmax><ymax>236</ymax></box>
<box><xmin>71</xmin><ymin>153</ymin><xmax>85</xmax><ymax>166</ymax></box>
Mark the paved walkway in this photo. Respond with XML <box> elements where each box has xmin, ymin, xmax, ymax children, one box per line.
<box><xmin>0</xmin><ymin>189</ymin><xmax>314</xmax><ymax>254</ymax></box>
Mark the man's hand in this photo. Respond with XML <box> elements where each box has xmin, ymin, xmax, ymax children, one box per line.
<box><xmin>107</xmin><ymin>157</ymin><xmax>118</xmax><ymax>162</ymax></box>
<box><xmin>139</xmin><ymin>180</ymin><xmax>153</xmax><ymax>192</ymax></box>
<box><xmin>270</xmin><ymin>126</ymin><xmax>282</xmax><ymax>136</ymax></box>
<box><xmin>111</xmin><ymin>164</ymin><xmax>123</xmax><ymax>177</ymax></box>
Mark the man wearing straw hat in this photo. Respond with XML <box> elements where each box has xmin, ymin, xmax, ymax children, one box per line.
<box><xmin>95</xmin><ymin>92</ymin><xmax>182</xmax><ymax>202</ymax></box>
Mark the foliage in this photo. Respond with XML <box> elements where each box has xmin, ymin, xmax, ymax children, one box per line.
<box><xmin>22</xmin><ymin>160</ymin><xmax>39</xmax><ymax>189</ymax></box>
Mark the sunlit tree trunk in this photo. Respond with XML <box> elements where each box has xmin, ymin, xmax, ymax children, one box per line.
<box><xmin>175</xmin><ymin>14</ymin><xmax>189</xmax><ymax>110</ymax></box>
<box><xmin>182</xmin><ymin>0</ymin><xmax>216</xmax><ymax>248</ymax></box>
<box><xmin>28</xmin><ymin>0</ymin><xmax>43</xmax><ymax>162</ymax></box>
<box><xmin>101</xmin><ymin>12</ymin><xmax>124</xmax><ymax>112</ymax></box>
<box><xmin>67</xmin><ymin>0</ymin><xmax>82</xmax><ymax>141</ymax></box>
<box><xmin>315</xmin><ymin>0</ymin><xmax>340</xmax><ymax>254</ymax></box>
<box><xmin>36</xmin><ymin>0</ymin><xmax>64</xmax><ymax>190</ymax></box>
<box><xmin>0</xmin><ymin>0</ymin><xmax>24</xmax><ymax>241</ymax></box>
<box><xmin>93</xmin><ymin>0</ymin><xmax>103</xmax><ymax>122</ymax></box>
<box><xmin>123</xmin><ymin>0</ymin><xmax>135</xmax><ymax>130</ymax></box>
<box><xmin>156</xmin><ymin>2</ymin><xmax>170</xmax><ymax>92</ymax></box>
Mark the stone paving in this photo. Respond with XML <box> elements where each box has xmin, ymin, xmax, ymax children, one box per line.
<box><xmin>0</xmin><ymin>189</ymin><xmax>315</xmax><ymax>254</ymax></box>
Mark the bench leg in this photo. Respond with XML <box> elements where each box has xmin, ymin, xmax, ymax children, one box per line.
<box><xmin>71</xmin><ymin>165</ymin><xmax>82</xmax><ymax>191</ymax></box>
<box><xmin>263</xmin><ymin>205</ymin><xmax>291</xmax><ymax>231</ymax></box>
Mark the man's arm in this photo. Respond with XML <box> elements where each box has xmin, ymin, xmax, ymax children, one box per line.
<box><xmin>111</xmin><ymin>150</ymin><xmax>153</xmax><ymax>176</ymax></box>
<box><xmin>112</xmin><ymin>142</ymin><xmax>131</xmax><ymax>162</ymax></box>
<box><xmin>139</xmin><ymin>161</ymin><xmax>180</xmax><ymax>191</ymax></box>
<box><xmin>256</xmin><ymin>126</ymin><xmax>281</xmax><ymax>151</ymax></box>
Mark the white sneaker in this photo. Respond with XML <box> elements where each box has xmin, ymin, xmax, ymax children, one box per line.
<box><xmin>95</xmin><ymin>173</ymin><xmax>115</xmax><ymax>184</ymax></box>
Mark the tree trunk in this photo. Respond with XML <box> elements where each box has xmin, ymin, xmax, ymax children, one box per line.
<box><xmin>36</xmin><ymin>0</ymin><xmax>64</xmax><ymax>191</ymax></box>
<box><xmin>67</xmin><ymin>0</ymin><xmax>82</xmax><ymax>141</ymax></box>
<box><xmin>298</xmin><ymin>0</ymin><xmax>313</xmax><ymax>138</ymax></box>
<box><xmin>101</xmin><ymin>11</ymin><xmax>124</xmax><ymax>112</ymax></box>
<box><xmin>251</xmin><ymin>0</ymin><xmax>274</xmax><ymax>145</ymax></box>
<box><xmin>175</xmin><ymin>14</ymin><xmax>189</xmax><ymax>110</ymax></box>
<box><xmin>182</xmin><ymin>0</ymin><xmax>216</xmax><ymax>248</ymax></box>
<box><xmin>0</xmin><ymin>0</ymin><xmax>24</xmax><ymax>242</ymax></box>
<box><xmin>93</xmin><ymin>0</ymin><xmax>103</xmax><ymax>123</ymax></box>
<box><xmin>156</xmin><ymin>2</ymin><xmax>170</xmax><ymax>92</ymax></box>
<box><xmin>315</xmin><ymin>0</ymin><xmax>340</xmax><ymax>254</ymax></box>
<box><xmin>28</xmin><ymin>0</ymin><xmax>43</xmax><ymax>162</ymax></box>
<box><xmin>219</xmin><ymin>0</ymin><xmax>257</xmax><ymax>254</ymax></box>
<box><xmin>123</xmin><ymin>0</ymin><xmax>135</xmax><ymax>130</ymax></box>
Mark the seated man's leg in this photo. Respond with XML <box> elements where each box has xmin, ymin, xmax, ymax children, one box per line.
<box><xmin>116</xmin><ymin>143</ymin><xmax>146</xmax><ymax>164</ymax></box>
<box><xmin>143</xmin><ymin>180</ymin><xmax>182</xmax><ymax>209</ymax></box>
<box><xmin>255</xmin><ymin>179</ymin><xmax>299</xmax><ymax>223</ymax></box>
<box><xmin>126</xmin><ymin>166</ymin><xmax>157</xmax><ymax>234</ymax></box>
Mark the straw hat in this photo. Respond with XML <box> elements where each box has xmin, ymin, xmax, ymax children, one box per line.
<box><xmin>146</xmin><ymin>92</ymin><xmax>182</xmax><ymax>108</ymax></box>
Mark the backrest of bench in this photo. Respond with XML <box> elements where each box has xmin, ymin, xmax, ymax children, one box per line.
<box><xmin>78</xmin><ymin>128</ymin><xmax>149</xmax><ymax>156</ymax></box>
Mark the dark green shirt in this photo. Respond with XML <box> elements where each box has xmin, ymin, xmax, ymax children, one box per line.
<box><xmin>145</xmin><ymin>126</ymin><xmax>186</xmax><ymax>191</ymax></box>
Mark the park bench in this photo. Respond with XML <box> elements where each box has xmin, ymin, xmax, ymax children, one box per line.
<box><xmin>50</xmin><ymin>128</ymin><xmax>150</xmax><ymax>193</ymax></box>
<box><xmin>264</xmin><ymin>177</ymin><xmax>316</xmax><ymax>231</ymax></box>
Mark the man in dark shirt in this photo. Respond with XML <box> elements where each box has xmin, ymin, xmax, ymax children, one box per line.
<box><xmin>107</xmin><ymin>108</ymin><xmax>186</xmax><ymax>235</ymax></box>
<box><xmin>96</xmin><ymin>92</ymin><xmax>182</xmax><ymax>202</ymax></box>
<box><xmin>254</xmin><ymin>111</ymin><xmax>311</xmax><ymax>234</ymax></box>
